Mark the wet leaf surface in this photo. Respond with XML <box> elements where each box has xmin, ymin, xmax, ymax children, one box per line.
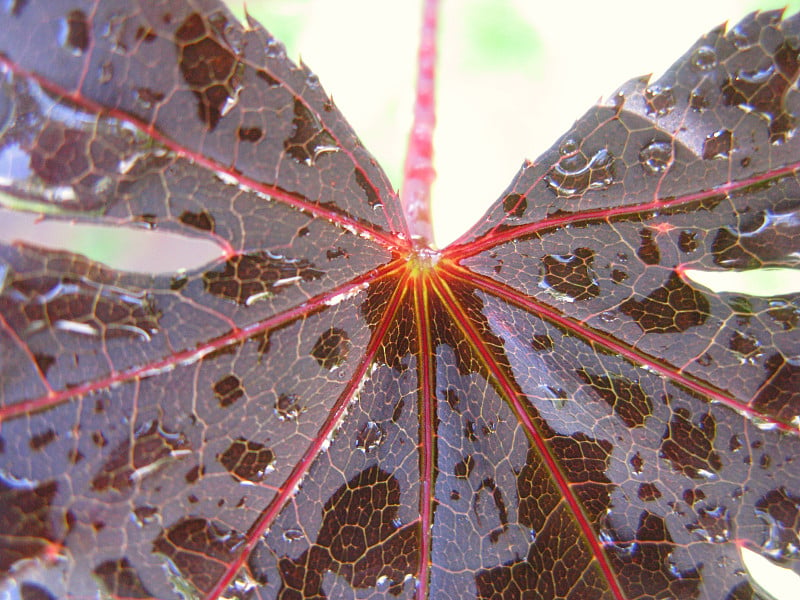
<box><xmin>1</xmin><ymin>2</ymin><xmax>799</xmax><ymax>599</ymax></box>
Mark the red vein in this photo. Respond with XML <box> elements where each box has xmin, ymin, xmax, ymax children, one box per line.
<box><xmin>427</xmin><ymin>271</ymin><xmax>627</xmax><ymax>600</ymax></box>
<box><xmin>445</xmin><ymin>160</ymin><xmax>800</xmax><ymax>261</ymax></box>
<box><xmin>204</xmin><ymin>269</ymin><xmax>410</xmax><ymax>600</ymax></box>
<box><xmin>401</xmin><ymin>0</ymin><xmax>440</xmax><ymax>247</ymax></box>
<box><xmin>413</xmin><ymin>273</ymin><xmax>435</xmax><ymax>599</ymax></box>
<box><xmin>0</xmin><ymin>57</ymin><xmax>407</xmax><ymax>252</ymax></box>
<box><xmin>443</xmin><ymin>261</ymin><xmax>799</xmax><ymax>436</ymax></box>
<box><xmin>0</xmin><ymin>260</ymin><xmax>405</xmax><ymax>423</ymax></box>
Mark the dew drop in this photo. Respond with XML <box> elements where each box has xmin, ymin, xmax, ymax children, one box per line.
<box><xmin>544</xmin><ymin>147</ymin><xmax>615</xmax><ymax>197</ymax></box>
<box><xmin>274</xmin><ymin>393</ymin><xmax>303</xmax><ymax>422</ymax></box>
<box><xmin>703</xmin><ymin>129</ymin><xmax>733</xmax><ymax>160</ymax></box>
<box><xmin>98</xmin><ymin>61</ymin><xmax>113</xmax><ymax>84</ymax></box>
<box><xmin>311</xmin><ymin>328</ymin><xmax>351</xmax><ymax>371</ymax></box>
<box><xmin>559</xmin><ymin>138</ymin><xmax>579</xmax><ymax>155</ymax></box>
<box><xmin>599</xmin><ymin>311</ymin><xmax>617</xmax><ymax>323</ymax></box>
<box><xmin>638</xmin><ymin>140</ymin><xmax>672</xmax><ymax>175</ymax></box>
<box><xmin>134</xmin><ymin>87</ymin><xmax>165</xmax><ymax>111</ymax></box>
<box><xmin>690</xmin><ymin>86</ymin><xmax>711</xmax><ymax>112</ymax></box>
<box><xmin>727</xmin><ymin>331</ymin><xmax>763</xmax><ymax>364</ymax></box>
<box><xmin>355</xmin><ymin>421</ymin><xmax>385</xmax><ymax>453</ymax></box>
<box><xmin>688</xmin><ymin>506</ymin><xmax>731</xmax><ymax>543</ymax></box>
<box><xmin>213</xmin><ymin>374</ymin><xmax>244</xmax><ymax>408</ymax></box>
<box><xmin>611</xmin><ymin>269</ymin><xmax>628</xmax><ymax>283</ymax></box>
<box><xmin>266</xmin><ymin>38</ymin><xmax>286</xmax><ymax>59</ymax></box>
<box><xmin>59</xmin><ymin>10</ymin><xmax>90</xmax><ymax>56</ymax></box>
<box><xmin>644</xmin><ymin>85</ymin><xmax>675</xmax><ymax>117</ymax></box>
<box><xmin>306</xmin><ymin>73</ymin><xmax>320</xmax><ymax>89</ymax></box>
<box><xmin>237</xmin><ymin>126</ymin><xmax>263</xmax><ymax>142</ymax></box>
<box><xmin>690</xmin><ymin>46</ymin><xmax>718</xmax><ymax>72</ymax></box>
<box><xmin>132</xmin><ymin>505</ymin><xmax>158</xmax><ymax>527</ymax></box>
<box><xmin>502</xmin><ymin>193</ymin><xmax>527</xmax><ymax>219</ymax></box>
<box><xmin>678</xmin><ymin>230</ymin><xmax>698</xmax><ymax>253</ymax></box>
<box><xmin>282</xmin><ymin>528</ymin><xmax>303</xmax><ymax>542</ymax></box>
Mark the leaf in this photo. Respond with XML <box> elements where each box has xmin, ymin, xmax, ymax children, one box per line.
<box><xmin>0</xmin><ymin>1</ymin><xmax>799</xmax><ymax>599</ymax></box>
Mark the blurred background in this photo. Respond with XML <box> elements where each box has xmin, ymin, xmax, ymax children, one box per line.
<box><xmin>2</xmin><ymin>2</ymin><xmax>800</xmax><ymax>596</ymax></box>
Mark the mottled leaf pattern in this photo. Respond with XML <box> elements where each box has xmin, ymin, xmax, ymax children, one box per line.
<box><xmin>0</xmin><ymin>2</ymin><xmax>798</xmax><ymax>599</ymax></box>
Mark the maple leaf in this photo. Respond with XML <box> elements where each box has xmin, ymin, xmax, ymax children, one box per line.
<box><xmin>1</xmin><ymin>1</ymin><xmax>799</xmax><ymax>600</ymax></box>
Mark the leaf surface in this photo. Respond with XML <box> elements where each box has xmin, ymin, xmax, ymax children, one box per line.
<box><xmin>0</xmin><ymin>2</ymin><xmax>799</xmax><ymax>599</ymax></box>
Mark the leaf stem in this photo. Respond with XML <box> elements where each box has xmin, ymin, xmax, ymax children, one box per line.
<box><xmin>401</xmin><ymin>0</ymin><xmax>440</xmax><ymax>248</ymax></box>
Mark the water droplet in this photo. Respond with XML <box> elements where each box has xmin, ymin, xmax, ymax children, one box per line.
<box><xmin>695</xmin><ymin>353</ymin><xmax>713</xmax><ymax>367</ymax></box>
<box><xmin>703</xmin><ymin>129</ymin><xmax>733</xmax><ymax>159</ymax></box>
<box><xmin>98</xmin><ymin>61</ymin><xmax>113</xmax><ymax>84</ymax></box>
<box><xmin>134</xmin><ymin>87</ymin><xmax>165</xmax><ymax>111</ymax></box>
<box><xmin>355</xmin><ymin>421</ymin><xmax>385</xmax><ymax>453</ymax></box>
<box><xmin>767</xmin><ymin>300</ymin><xmax>799</xmax><ymax>331</ymax></box>
<box><xmin>678</xmin><ymin>230</ymin><xmax>698</xmax><ymax>253</ymax></box>
<box><xmin>306</xmin><ymin>73</ymin><xmax>320</xmax><ymax>89</ymax></box>
<box><xmin>213</xmin><ymin>374</ymin><xmax>244</xmax><ymax>408</ymax></box>
<box><xmin>311</xmin><ymin>328</ymin><xmax>351</xmax><ymax>371</ymax></box>
<box><xmin>727</xmin><ymin>331</ymin><xmax>763</xmax><ymax>364</ymax></box>
<box><xmin>690</xmin><ymin>86</ymin><xmax>711</xmax><ymax>112</ymax></box>
<box><xmin>599</xmin><ymin>311</ymin><xmax>617</xmax><ymax>323</ymax></box>
<box><xmin>274</xmin><ymin>393</ymin><xmax>303</xmax><ymax>421</ymax></box>
<box><xmin>266</xmin><ymin>38</ymin><xmax>286</xmax><ymax>59</ymax></box>
<box><xmin>29</xmin><ymin>429</ymin><xmax>57</xmax><ymax>451</ymax></box>
<box><xmin>735</xmin><ymin>64</ymin><xmax>775</xmax><ymax>86</ymax></box>
<box><xmin>637</xmin><ymin>228</ymin><xmax>661</xmax><ymax>265</ymax></box>
<box><xmin>688</xmin><ymin>506</ymin><xmax>730</xmax><ymax>543</ymax></box>
<box><xmin>639</xmin><ymin>140</ymin><xmax>673</xmax><ymax>174</ymax></box>
<box><xmin>237</xmin><ymin>126</ymin><xmax>263</xmax><ymax>142</ymax></box>
<box><xmin>644</xmin><ymin>85</ymin><xmax>675</xmax><ymax>117</ymax></box>
<box><xmin>611</xmin><ymin>269</ymin><xmax>628</xmax><ymax>283</ymax></box>
<box><xmin>545</xmin><ymin>147</ymin><xmax>615</xmax><ymax>197</ymax></box>
<box><xmin>218</xmin><ymin>438</ymin><xmax>275</xmax><ymax>483</ymax></box>
<box><xmin>282</xmin><ymin>528</ymin><xmax>303</xmax><ymax>542</ymax></box>
<box><xmin>690</xmin><ymin>46</ymin><xmax>718</xmax><ymax>72</ymax></box>
<box><xmin>132</xmin><ymin>505</ymin><xmax>158</xmax><ymax>527</ymax></box>
<box><xmin>559</xmin><ymin>138</ymin><xmax>579</xmax><ymax>155</ymax></box>
<box><xmin>58</xmin><ymin>10</ymin><xmax>90</xmax><ymax>56</ymax></box>
<box><xmin>630</xmin><ymin>452</ymin><xmax>644</xmax><ymax>474</ymax></box>
<box><xmin>531</xmin><ymin>334</ymin><xmax>553</xmax><ymax>351</ymax></box>
<box><xmin>502</xmin><ymin>193</ymin><xmax>527</xmax><ymax>219</ymax></box>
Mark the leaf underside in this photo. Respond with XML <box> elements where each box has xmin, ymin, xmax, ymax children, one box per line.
<box><xmin>0</xmin><ymin>1</ymin><xmax>799</xmax><ymax>599</ymax></box>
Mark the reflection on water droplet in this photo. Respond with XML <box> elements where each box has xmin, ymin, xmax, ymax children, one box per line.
<box><xmin>98</xmin><ymin>61</ymin><xmax>113</xmax><ymax>84</ymax></box>
<box><xmin>644</xmin><ymin>85</ymin><xmax>675</xmax><ymax>116</ymax></box>
<box><xmin>213</xmin><ymin>374</ymin><xmax>244</xmax><ymax>408</ymax></box>
<box><xmin>132</xmin><ymin>505</ymin><xmax>158</xmax><ymax>527</ymax></box>
<box><xmin>639</xmin><ymin>141</ymin><xmax>672</xmax><ymax>175</ymax></box>
<box><xmin>690</xmin><ymin>46</ymin><xmax>718</xmax><ymax>72</ymax></box>
<box><xmin>282</xmin><ymin>528</ymin><xmax>303</xmax><ymax>542</ymax></box>
<box><xmin>727</xmin><ymin>331</ymin><xmax>763</xmax><ymax>364</ymax></box>
<box><xmin>703</xmin><ymin>129</ymin><xmax>733</xmax><ymax>160</ymax></box>
<box><xmin>355</xmin><ymin>421</ymin><xmax>385</xmax><ymax>453</ymax></box>
<box><xmin>559</xmin><ymin>138</ymin><xmax>578</xmax><ymax>155</ymax></box>
<box><xmin>218</xmin><ymin>438</ymin><xmax>275</xmax><ymax>483</ymax></box>
<box><xmin>545</xmin><ymin>147</ymin><xmax>615</xmax><ymax>197</ymax></box>
<box><xmin>755</xmin><ymin>488</ymin><xmax>800</xmax><ymax>562</ymax></box>
<box><xmin>266</xmin><ymin>38</ymin><xmax>286</xmax><ymax>59</ymax></box>
<box><xmin>134</xmin><ymin>87</ymin><xmax>165</xmax><ymax>111</ymax></box>
<box><xmin>274</xmin><ymin>393</ymin><xmax>303</xmax><ymax>421</ymax></box>
<box><xmin>690</xmin><ymin>85</ymin><xmax>711</xmax><ymax>112</ymax></box>
<box><xmin>502</xmin><ymin>193</ymin><xmax>527</xmax><ymax>219</ymax></box>
<box><xmin>599</xmin><ymin>311</ymin><xmax>617</xmax><ymax>323</ymax></box>
<box><xmin>311</xmin><ymin>328</ymin><xmax>351</xmax><ymax>371</ymax></box>
<box><xmin>678</xmin><ymin>230</ymin><xmax>698</xmax><ymax>253</ymax></box>
<box><xmin>688</xmin><ymin>505</ymin><xmax>731</xmax><ymax>543</ymax></box>
<box><xmin>59</xmin><ymin>10</ymin><xmax>90</xmax><ymax>56</ymax></box>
